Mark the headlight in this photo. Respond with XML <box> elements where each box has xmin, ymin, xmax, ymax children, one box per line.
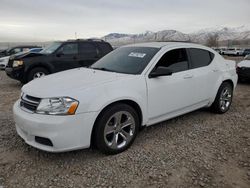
<box><xmin>13</xmin><ymin>60</ymin><xmax>23</xmax><ymax>67</ymax></box>
<box><xmin>36</xmin><ymin>97</ymin><xmax>79</xmax><ymax>115</ymax></box>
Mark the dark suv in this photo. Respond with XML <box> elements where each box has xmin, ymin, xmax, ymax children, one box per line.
<box><xmin>243</xmin><ymin>49</ymin><xmax>250</xmax><ymax>56</ymax></box>
<box><xmin>5</xmin><ymin>39</ymin><xmax>113</xmax><ymax>83</ymax></box>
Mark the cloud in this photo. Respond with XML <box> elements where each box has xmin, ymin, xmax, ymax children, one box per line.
<box><xmin>0</xmin><ymin>0</ymin><xmax>249</xmax><ymax>42</ymax></box>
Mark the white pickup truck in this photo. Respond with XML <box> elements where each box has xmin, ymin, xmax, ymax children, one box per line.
<box><xmin>222</xmin><ymin>48</ymin><xmax>244</xmax><ymax>56</ymax></box>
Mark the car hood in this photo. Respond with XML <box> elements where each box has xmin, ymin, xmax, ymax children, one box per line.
<box><xmin>0</xmin><ymin>56</ymin><xmax>10</xmax><ymax>61</ymax></box>
<box><xmin>22</xmin><ymin>68</ymin><xmax>131</xmax><ymax>98</ymax></box>
<box><xmin>11</xmin><ymin>52</ymin><xmax>45</xmax><ymax>60</ymax></box>
<box><xmin>238</xmin><ymin>60</ymin><xmax>250</xmax><ymax>68</ymax></box>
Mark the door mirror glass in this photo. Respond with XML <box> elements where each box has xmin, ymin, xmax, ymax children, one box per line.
<box><xmin>56</xmin><ymin>52</ymin><xmax>64</xmax><ymax>57</ymax></box>
<box><xmin>149</xmin><ymin>66</ymin><xmax>173</xmax><ymax>78</ymax></box>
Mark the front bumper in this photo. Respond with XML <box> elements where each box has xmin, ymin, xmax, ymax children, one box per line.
<box><xmin>5</xmin><ymin>67</ymin><xmax>25</xmax><ymax>81</ymax></box>
<box><xmin>0</xmin><ymin>64</ymin><xmax>5</xmax><ymax>70</ymax></box>
<box><xmin>13</xmin><ymin>100</ymin><xmax>98</xmax><ymax>152</ymax></box>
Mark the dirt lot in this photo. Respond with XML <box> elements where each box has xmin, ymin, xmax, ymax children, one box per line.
<box><xmin>0</xmin><ymin>65</ymin><xmax>250</xmax><ymax>188</ymax></box>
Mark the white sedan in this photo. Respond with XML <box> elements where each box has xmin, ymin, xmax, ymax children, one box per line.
<box><xmin>0</xmin><ymin>56</ymin><xmax>10</xmax><ymax>70</ymax></box>
<box><xmin>237</xmin><ymin>55</ymin><xmax>250</xmax><ymax>81</ymax></box>
<box><xmin>13</xmin><ymin>42</ymin><xmax>238</xmax><ymax>154</ymax></box>
<box><xmin>0</xmin><ymin>48</ymin><xmax>42</xmax><ymax>70</ymax></box>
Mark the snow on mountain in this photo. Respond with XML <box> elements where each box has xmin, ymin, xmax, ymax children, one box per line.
<box><xmin>103</xmin><ymin>26</ymin><xmax>250</xmax><ymax>46</ymax></box>
<box><xmin>190</xmin><ymin>25</ymin><xmax>250</xmax><ymax>42</ymax></box>
<box><xmin>102</xmin><ymin>30</ymin><xmax>190</xmax><ymax>46</ymax></box>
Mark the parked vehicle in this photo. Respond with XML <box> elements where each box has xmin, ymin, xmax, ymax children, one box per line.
<box><xmin>0</xmin><ymin>49</ymin><xmax>8</xmax><ymax>57</ymax></box>
<box><xmin>237</xmin><ymin>55</ymin><xmax>250</xmax><ymax>81</ymax></box>
<box><xmin>219</xmin><ymin>48</ymin><xmax>227</xmax><ymax>55</ymax></box>
<box><xmin>0</xmin><ymin>45</ymin><xmax>40</xmax><ymax>58</ymax></box>
<box><xmin>5</xmin><ymin>39</ymin><xmax>113</xmax><ymax>83</ymax></box>
<box><xmin>28</xmin><ymin>48</ymin><xmax>43</xmax><ymax>53</ymax></box>
<box><xmin>13</xmin><ymin>42</ymin><xmax>237</xmax><ymax>154</ymax></box>
<box><xmin>222</xmin><ymin>48</ymin><xmax>244</xmax><ymax>56</ymax></box>
<box><xmin>0</xmin><ymin>48</ymin><xmax>43</xmax><ymax>70</ymax></box>
<box><xmin>0</xmin><ymin>56</ymin><xmax>10</xmax><ymax>70</ymax></box>
<box><xmin>213</xmin><ymin>48</ymin><xmax>221</xmax><ymax>54</ymax></box>
<box><xmin>242</xmin><ymin>49</ymin><xmax>250</xmax><ymax>56</ymax></box>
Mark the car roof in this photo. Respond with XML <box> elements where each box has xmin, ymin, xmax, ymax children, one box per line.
<box><xmin>123</xmin><ymin>42</ymin><xmax>208</xmax><ymax>49</ymax></box>
<box><xmin>66</xmin><ymin>39</ymin><xmax>108</xmax><ymax>43</ymax></box>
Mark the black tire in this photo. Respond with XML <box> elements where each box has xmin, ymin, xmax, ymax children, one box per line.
<box><xmin>93</xmin><ymin>103</ymin><xmax>139</xmax><ymax>155</ymax></box>
<box><xmin>211</xmin><ymin>82</ymin><xmax>233</xmax><ymax>114</ymax></box>
<box><xmin>27</xmin><ymin>67</ymin><xmax>49</xmax><ymax>82</ymax></box>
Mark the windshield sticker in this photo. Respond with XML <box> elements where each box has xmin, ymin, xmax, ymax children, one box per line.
<box><xmin>128</xmin><ymin>52</ymin><xmax>146</xmax><ymax>58</ymax></box>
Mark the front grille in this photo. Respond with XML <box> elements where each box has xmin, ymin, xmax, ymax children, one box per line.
<box><xmin>20</xmin><ymin>94</ymin><xmax>41</xmax><ymax>113</ymax></box>
<box><xmin>6</xmin><ymin>59</ymin><xmax>13</xmax><ymax>68</ymax></box>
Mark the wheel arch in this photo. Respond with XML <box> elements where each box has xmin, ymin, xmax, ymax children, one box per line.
<box><xmin>24</xmin><ymin>63</ymin><xmax>53</xmax><ymax>82</ymax></box>
<box><xmin>90</xmin><ymin>99</ymin><xmax>143</xmax><ymax>146</ymax></box>
<box><xmin>25</xmin><ymin>63</ymin><xmax>52</xmax><ymax>75</ymax></box>
<box><xmin>222</xmin><ymin>79</ymin><xmax>234</xmax><ymax>89</ymax></box>
<box><xmin>209</xmin><ymin>77</ymin><xmax>236</xmax><ymax>107</ymax></box>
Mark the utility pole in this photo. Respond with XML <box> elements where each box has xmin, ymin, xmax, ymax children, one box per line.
<box><xmin>75</xmin><ymin>32</ymin><xmax>77</xmax><ymax>39</ymax></box>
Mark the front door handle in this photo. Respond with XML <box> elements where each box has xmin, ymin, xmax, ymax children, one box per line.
<box><xmin>183</xmin><ymin>74</ymin><xmax>193</xmax><ymax>79</ymax></box>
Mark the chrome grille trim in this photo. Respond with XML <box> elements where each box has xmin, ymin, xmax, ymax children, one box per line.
<box><xmin>20</xmin><ymin>94</ymin><xmax>41</xmax><ymax>113</ymax></box>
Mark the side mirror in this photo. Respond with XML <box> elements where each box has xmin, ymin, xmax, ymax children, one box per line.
<box><xmin>56</xmin><ymin>52</ymin><xmax>64</xmax><ymax>57</ymax></box>
<box><xmin>149</xmin><ymin>66</ymin><xmax>173</xmax><ymax>78</ymax></box>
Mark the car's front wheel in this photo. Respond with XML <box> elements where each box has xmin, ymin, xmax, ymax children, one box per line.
<box><xmin>211</xmin><ymin>82</ymin><xmax>233</xmax><ymax>114</ymax></box>
<box><xmin>94</xmin><ymin>103</ymin><xmax>139</xmax><ymax>155</ymax></box>
<box><xmin>27</xmin><ymin>67</ymin><xmax>49</xmax><ymax>82</ymax></box>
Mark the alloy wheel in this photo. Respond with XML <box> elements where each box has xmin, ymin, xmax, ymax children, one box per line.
<box><xmin>104</xmin><ymin>111</ymin><xmax>136</xmax><ymax>150</ymax></box>
<box><xmin>33</xmin><ymin>72</ymin><xmax>46</xmax><ymax>79</ymax></box>
<box><xmin>219</xmin><ymin>87</ymin><xmax>232</xmax><ymax>111</ymax></box>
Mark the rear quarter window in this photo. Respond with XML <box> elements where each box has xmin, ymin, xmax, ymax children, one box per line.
<box><xmin>79</xmin><ymin>43</ymin><xmax>98</xmax><ymax>57</ymax></box>
<box><xmin>97</xmin><ymin>43</ymin><xmax>113</xmax><ymax>56</ymax></box>
<box><xmin>189</xmin><ymin>48</ymin><xmax>214</xmax><ymax>69</ymax></box>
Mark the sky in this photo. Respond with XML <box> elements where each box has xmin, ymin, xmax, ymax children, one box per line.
<box><xmin>0</xmin><ymin>0</ymin><xmax>249</xmax><ymax>42</ymax></box>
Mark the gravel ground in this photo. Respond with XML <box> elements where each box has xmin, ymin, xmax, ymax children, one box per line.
<box><xmin>0</xmin><ymin>66</ymin><xmax>249</xmax><ymax>188</ymax></box>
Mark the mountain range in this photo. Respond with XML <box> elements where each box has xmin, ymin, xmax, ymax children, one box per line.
<box><xmin>102</xmin><ymin>26</ymin><xmax>250</xmax><ymax>46</ymax></box>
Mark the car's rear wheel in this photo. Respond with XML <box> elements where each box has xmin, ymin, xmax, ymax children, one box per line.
<box><xmin>94</xmin><ymin>103</ymin><xmax>139</xmax><ymax>155</ymax></box>
<box><xmin>211</xmin><ymin>82</ymin><xmax>233</xmax><ymax>114</ymax></box>
<box><xmin>27</xmin><ymin>67</ymin><xmax>49</xmax><ymax>82</ymax></box>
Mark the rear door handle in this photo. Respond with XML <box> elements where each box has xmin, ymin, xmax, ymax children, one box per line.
<box><xmin>183</xmin><ymin>74</ymin><xmax>193</xmax><ymax>79</ymax></box>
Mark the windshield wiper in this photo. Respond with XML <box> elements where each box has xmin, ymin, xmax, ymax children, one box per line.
<box><xmin>91</xmin><ymin>67</ymin><xmax>115</xmax><ymax>72</ymax></box>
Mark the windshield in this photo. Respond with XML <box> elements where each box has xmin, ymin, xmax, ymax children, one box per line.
<box><xmin>91</xmin><ymin>47</ymin><xmax>159</xmax><ymax>74</ymax></box>
<box><xmin>40</xmin><ymin>42</ymin><xmax>62</xmax><ymax>54</ymax></box>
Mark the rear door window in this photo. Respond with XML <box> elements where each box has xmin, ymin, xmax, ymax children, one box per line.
<box><xmin>188</xmin><ymin>48</ymin><xmax>214</xmax><ymax>69</ymax></box>
<box><xmin>79</xmin><ymin>43</ymin><xmax>98</xmax><ymax>58</ymax></box>
<box><xmin>97</xmin><ymin>43</ymin><xmax>113</xmax><ymax>56</ymax></box>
